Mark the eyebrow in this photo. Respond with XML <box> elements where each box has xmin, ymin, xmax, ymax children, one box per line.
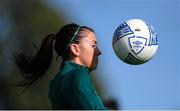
<box><xmin>80</xmin><ymin>39</ymin><xmax>97</xmax><ymax>44</ymax></box>
<box><xmin>94</xmin><ymin>40</ymin><xmax>97</xmax><ymax>44</ymax></box>
<box><xmin>90</xmin><ymin>40</ymin><xmax>97</xmax><ymax>44</ymax></box>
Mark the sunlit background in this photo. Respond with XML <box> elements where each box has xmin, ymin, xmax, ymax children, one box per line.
<box><xmin>0</xmin><ymin>0</ymin><xmax>179</xmax><ymax>109</ymax></box>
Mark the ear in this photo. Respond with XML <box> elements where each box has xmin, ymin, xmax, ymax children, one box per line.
<box><xmin>70</xmin><ymin>44</ymin><xmax>80</xmax><ymax>56</ymax></box>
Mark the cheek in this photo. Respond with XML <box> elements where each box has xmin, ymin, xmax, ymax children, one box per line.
<box><xmin>80</xmin><ymin>48</ymin><xmax>95</xmax><ymax>66</ymax></box>
<box><xmin>82</xmin><ymin>48</ymin><xmax>94</xmax><ymax>59</ymax></box>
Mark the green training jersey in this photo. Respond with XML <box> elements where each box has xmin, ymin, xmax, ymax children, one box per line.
<box><xmin>48</xmin><ymin>61</ymin><xmax>107</xmax><ymax>110</ymax></box>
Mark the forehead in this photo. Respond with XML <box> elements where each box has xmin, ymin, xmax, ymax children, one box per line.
<box><xmin>81</xmin><ymin>30</ymin><xmax>97</xmax><ymax>42</ymax></box>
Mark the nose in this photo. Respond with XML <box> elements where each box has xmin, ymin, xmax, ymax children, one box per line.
<box><xmin>96</xmin><ymin>46</ymin><xmax>101</xmax><ymax>56</ymax></box>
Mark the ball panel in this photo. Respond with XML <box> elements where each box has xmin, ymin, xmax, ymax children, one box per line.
<box><xmin>113</xmin><ymin>37</ymin><xmax>129</xmax><ymax>61</ymax></box>
<box><xmin>123</xmin><ymin>53</ymin><xmax>148</xmax><ymax>65</ymax></box>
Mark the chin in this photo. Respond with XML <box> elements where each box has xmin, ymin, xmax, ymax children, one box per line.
<box><xmin>89</xmin><ymin>65</ymin><xmax>97</xmax><ymax>72</ymax></box>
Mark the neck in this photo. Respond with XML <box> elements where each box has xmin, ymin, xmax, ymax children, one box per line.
<box><xmin>69</xmin><ymin>58</ymin><xmax>85</xmax><ymax>67</ymax></box>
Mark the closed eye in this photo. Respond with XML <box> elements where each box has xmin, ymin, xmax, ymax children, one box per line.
<box><xmin>91</xmin><ymin>44</ymin><xmax>97</xmax><ymax>48</ymax></box>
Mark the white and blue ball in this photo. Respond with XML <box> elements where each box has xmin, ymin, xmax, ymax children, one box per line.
<box><xmin>112</xmin><ymin>19</ymin><xmax>158</xmax><ymax>65</ymax></box>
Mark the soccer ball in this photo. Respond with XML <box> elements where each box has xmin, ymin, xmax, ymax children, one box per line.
<box><xmin>112</xmin><ymin>19</ymin><xmax>158</xmax><ymax>65</ymax></box>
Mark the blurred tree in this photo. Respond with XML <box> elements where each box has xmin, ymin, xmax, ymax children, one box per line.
<box><xmin>0</xmin><ymin>0</ymin><xmax>66</xmax><ymax>109</ymax></box>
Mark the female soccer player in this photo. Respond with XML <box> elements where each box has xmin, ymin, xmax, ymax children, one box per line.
<box><xmin>12</xmin><ymin>23</ymin><xmax>107</xmax><ymax>110</ymax></box>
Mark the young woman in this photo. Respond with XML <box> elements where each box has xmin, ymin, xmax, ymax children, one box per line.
<box><xmin>12</xmin><ymin>23</ymin><xmax>107</xmax><ymax>110</ymax></box>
